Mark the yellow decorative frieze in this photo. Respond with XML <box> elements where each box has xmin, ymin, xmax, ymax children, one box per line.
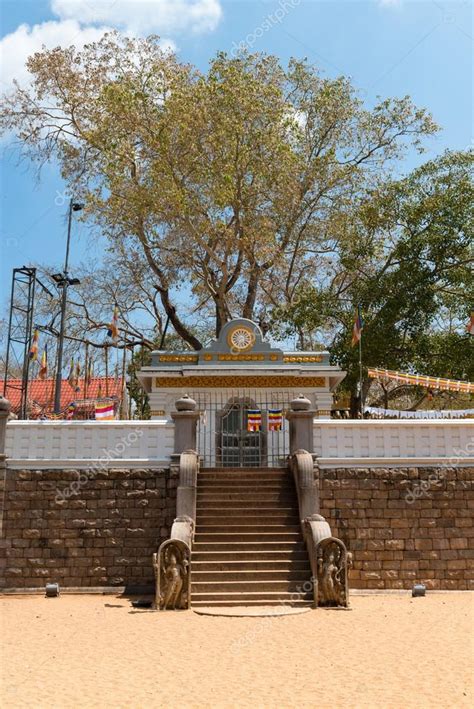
<box><xmin>158</xmin><ymin>355</ymin><xmax>198</xmax><ymax>363</ymax></box>
<box><xmin>217</xmin><ymin>354</ymin><xmax>266</xmax><ymax>361</ymax></box>
<box><xmin>283</xmin><ymin>355</ymin><xmax>323</xmax><ymax>363</ymax></box>
<box><xmin>154</xmin><ymin>376</ymin><xmax>326</xmax><ymax>388</ymax></box>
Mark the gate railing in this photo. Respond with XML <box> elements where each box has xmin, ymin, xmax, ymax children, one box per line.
<box><xmin>190</xmin><ymin>389</ymin><xmax>298</xmax><ymax>468</ymax></box>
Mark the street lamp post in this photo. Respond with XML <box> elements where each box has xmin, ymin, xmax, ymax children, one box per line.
<box><xmin>53</xmin><ymin>199</ymin><xmax>84</xmax><ymax>414</ymax></box>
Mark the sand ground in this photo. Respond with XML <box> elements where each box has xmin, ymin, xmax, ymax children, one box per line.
<box><xmin>1</xmin><ymin>593</ymin><xmax>473</xmax><ymax>709</ymax></box>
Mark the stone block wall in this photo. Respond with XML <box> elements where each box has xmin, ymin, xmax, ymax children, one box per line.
<box><xmin>319</xmin><ymin>467</ymin><xmax>473</xmax><ymax>590</ymax></box>
<box><xmin>1</xmin><ymin>464</ymin><xmax>472</xmax><ymax>592</ymax></box>
<box><xmin>0</xmin><ymin>467</ymin><xmax>176</xmax><ymax>590</ymax></box>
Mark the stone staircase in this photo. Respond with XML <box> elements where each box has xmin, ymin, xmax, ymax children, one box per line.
<box><xmin>191</xmin><ymin>467</ymin><xmax>313</xmax><ymax>607</ymax></box>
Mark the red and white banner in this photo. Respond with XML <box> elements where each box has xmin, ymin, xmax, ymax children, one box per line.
<box><xmin>95</xmin><ymin>403</ymin><xmax>116</xmax><ymax>421</ymax></box>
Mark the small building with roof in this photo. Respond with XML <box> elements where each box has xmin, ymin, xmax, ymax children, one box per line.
<box><xmin>138</xmin><ymin>319</ymin><xmax>345</xmax><ymax>466</ymax></box>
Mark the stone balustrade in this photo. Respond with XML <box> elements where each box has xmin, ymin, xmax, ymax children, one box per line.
<box><xmin>5</xmin><ymin>420</ymin><xmax>174</xmax><ymax>468</ymax></box>
<box><xmin>313</xmin><ymin>419</ymin><xmax>474</xmax><ymax>467</ymax></box>
<box><xmin>3</xmin><ymin>416</ymin><xmax>473</xmax><ymax>468</ymax></box>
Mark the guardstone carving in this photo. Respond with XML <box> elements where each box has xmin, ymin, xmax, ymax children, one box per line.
<box><xmin>315</xmin><ymin>537</ymin><xmax>351</xmax><ymax>608</ymax></box>
<box><xmin>153</xmin><ymin>539</ymin><xmax>191</xmax><ymax>610</ymax></box>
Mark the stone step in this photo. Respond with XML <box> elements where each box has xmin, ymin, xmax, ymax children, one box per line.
<box><xmin>192</xmin><ymin>562</ymin><xmax>311</xmax><ymax>584</ymax></box>
<box><xmin>194</xmin><ymin>532</ymin><xmax>302</xmax><ymax>543</ymax></box>
<box><xmin>197</xmin><ymin>493</ymin><xmax>297</xmax><ymax>503</ymax></box>
<box><xmin>192</xmin><ymin>559</ymin><xmax>310</xmax><ymax>571</ymax></box>
<box><xmin>198</xmin><ymin>491</ymin><xmax>294</xmax><ymax>497</ymax></box>
<box><xmin>192</xmin><ymin>549</ymin><xmax>309</xmax><ymax>562</ymax></box>
<box><xmin>197</xmin><ymin>480</ymin><xmax>295</xmax><ymax>494</ymax></box>
<box><xmin>191</xmin><ymin>465</ymin><xmax>309</xmax><ymax>606</ymax></box>
<box><xmin>196</xmin><ymin>514</ymin><xmax>300</xmax><ymax>526</ymax></box>
<box><xmin>196</xmin><ymin>508</ymin><xmax>297</xmax><ymax>517</ymax></box>
<box><xmin>197</xmin><ymin>505</ymin><xmax>297</xmax><ymax>513</ymax></box>
<box><xmin>197</xmin><ymin>483</ymin><xmax>295</xmax><ymax>492</ymax></box>
<box><xmin>197</xmin><ymin>502</ymin><xmax>297</xmax><ymax>511</ymax></box>
<box><xmin>198</xmin><ymin>485</ymin><xmax>295</xmax><ymax>492</ymax></box>
<box><xmin>191</xmin><ymin>579</ymin><xmax>312</xmax><ymax>593</ymax></box>
<box><xmin>192</xmin><ymin>541</ymin><xmax>306</xmax><ymax>553</ymax></box>
<box><xmin>197</xmin><ymin>502</ymin><xmax>297</xmax><ymax>508</ymax></box>
<box><xmin>191</xmin><ymin>598</ymin><xmax>313</xmax><ymax>607</ymax></box>
<box><xmin>195</xmin><ymin>524</ymin><xmax>301</xmax><ymax>534</ymax></box>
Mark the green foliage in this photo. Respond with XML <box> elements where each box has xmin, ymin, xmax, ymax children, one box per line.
<box><xmin>271</xmin><ymin>150</ymin><xmax>474</xmax><ymax>406</ymax></box>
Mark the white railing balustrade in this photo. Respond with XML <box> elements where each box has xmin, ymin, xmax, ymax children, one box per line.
<box><xmin>5</xmin><ymin>420</ymin><xmax>174</xmax><ymax>468</ymax></box>
<box><xmin>313</xmin><ymin>419</ymin><xmax>474</xmax><ymax>467</ymax></box>
<box><xmin>4</xmin><ymin>418</ymin><xmax>473</xmax><ymax>468</ymax></box>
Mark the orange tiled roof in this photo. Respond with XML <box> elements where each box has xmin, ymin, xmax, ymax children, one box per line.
<box><xmin>2</xmin><ymin>377</ymin><xmax>124</xmax><ymax>414</ymax></box>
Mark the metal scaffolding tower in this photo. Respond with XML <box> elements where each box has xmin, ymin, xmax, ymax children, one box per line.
<box><xmin>3</xmin><ymin>267</ymin><xmax>54</xmax><ymax>419</ymax></box>
<box><xmin>3</xmin><ymin>267</ymin><xmax>37</xmax><ymax>418</ymax></box>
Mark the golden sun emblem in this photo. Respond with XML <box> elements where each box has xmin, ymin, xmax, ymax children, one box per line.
<box><xmin>227</xmin><ymin>326</ymin><xmax>256</xmax><ymax>352</ymax></box>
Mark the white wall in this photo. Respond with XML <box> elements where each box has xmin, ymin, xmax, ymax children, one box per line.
<box><xmin>314</xmin><ymin>420</ymin><xmax>474</xmax><ymax>467</ymax></box>
<box><xmin>4</xmin><ymin>418</ymin><xmax>473</xmax><ymax>469</ymax></box>
<box><xmin>5</xmin><ymin>421</ymin><xmax>174</xmax><ymax>468</ymax></box>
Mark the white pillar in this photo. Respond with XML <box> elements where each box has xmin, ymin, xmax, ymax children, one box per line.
<box><xmin>315</xmin><ymin>392</ymin><xmax>333</xmax><ymax>419</ymax></box>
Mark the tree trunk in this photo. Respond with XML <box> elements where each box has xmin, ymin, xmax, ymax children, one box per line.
<box><xmin>350</xmin><ymin>390</ymin><xmax>360</xmax><ymax>419</ymax></box>
<box><xmin>242</xmin><ymin>268</ymin><xmax>259</xmax><ymax>321</ymax></box>
<box><xmin>157</xmin><ymin>288</ymin><xmax>202</xmax><ymax>350</ymax></box>
<box><xmin>136</xmin><ymin>222</ymin><xmax>203</xmax><ymax>350</ymax></box>
<box><xmin>215</xmin><ymin>298</ymin><xmax>229</xmax><ymax>337</ymax></box>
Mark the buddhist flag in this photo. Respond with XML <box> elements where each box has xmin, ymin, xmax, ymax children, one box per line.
<box><xmin>466</xmin><ymin>312</ymin><xmax>474</xmax><ymax>336</ymax></box>
<box><xmin>95</xmin><ymin>402</ymin><xmax>115</xmax><ymax>421</ymax></box>
<box><xmin>85</xmin><ymin>359</ymin><xmax>93</xmax><ymax>386</ymax></box>
<box><xmin>66</xmin><ymin>402</ymin><xmax>76</xmax><ymax>420</ymax></box>
<box><xmin>107</xmin><ymin>306</ymin><xmax>119</xmax><ymax>342</ymax></box>
<box><xmin>38</xmin><ymin>345</ymin><xmax>48</xmax><ymax>380</ymax></box>
<box><xmin>29</xmin><ymin>330</ymin><xmax>39</xmax><ymax>361</ymax></box>
<box><xmin>268</xmin><ymin>409</ymin><xmax>283</xmax><ymax>431</ymax></box>
<box><xmin>351</xmin><ymin>305</ymin><xmax>364</xmax><ymax>347</ymax></box>
<box><xmin>67</xmin><ymin>358</ymin><xmax>77</xmax><ymax>389</ymax></box>
<box><xmin>247</xmin><ymin>410</ymin><xmax>262</xmax><ymax>432</ymax></box>
<box><xmin>67</xmin><ymin>358</ymin><xmax>74</xmax><ymax>387</ymax></box>
<box><xmin>74</xmin><ymin>362</ymin><xmax>81</xmax><ymax>392</ymax></box>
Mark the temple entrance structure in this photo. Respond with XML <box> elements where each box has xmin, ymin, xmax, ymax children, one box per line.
<box><xmin>138</xmin><ymin>319</ymin><xmax>345</xmax><ymax>468</ymax></box>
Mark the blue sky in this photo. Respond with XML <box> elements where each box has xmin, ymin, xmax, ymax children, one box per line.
<box><xmin>0</xmin><ymin>0</ymin><xmax>472</xmax><ymax>314</ymax></box>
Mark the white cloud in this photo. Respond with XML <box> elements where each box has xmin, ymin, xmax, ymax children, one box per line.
<box><xmin>378</xmin><ymin>0</ymin><xmax>402</xmax><ymax>6</ymax></box>
<box><xmin>51</xmin><ymin>0</ymin><xmax>223</xmax><ymax>34</ymax></box>
<box><xmin>0</xmin><ymin>0</ymin><xmax>220</xmax><ymax>89</ymax></box>
<box><xmin>0</xmin><ymin>20</ymin><xmax>113</xmax><ymax>88</ymax></box>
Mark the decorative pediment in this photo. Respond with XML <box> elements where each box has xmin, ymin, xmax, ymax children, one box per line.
<box><xmin>199</xmin><ymin>319</ymin><xmax>283</xmax><ymax>360</ymax></box>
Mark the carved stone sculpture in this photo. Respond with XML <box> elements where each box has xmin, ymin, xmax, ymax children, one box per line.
<box><xmin>153</xmin><ymin>539</ymin><xmax>191</xmax><ymax>610</ymax></box>
<box><xmin>315</xmin><ymin>537</ymin><xmax>350</xmax><ymax>608</ymax></box>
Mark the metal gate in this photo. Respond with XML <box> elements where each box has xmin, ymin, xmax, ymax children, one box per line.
<box><xmin>220</xmin><ymin>400</ymin><xmax>262</xmax><ymax>467</ymax></box>
<box><xmin>191</xmin><ymin>389</ymin><xmax>296</xmax><ymax>468</ymax></box>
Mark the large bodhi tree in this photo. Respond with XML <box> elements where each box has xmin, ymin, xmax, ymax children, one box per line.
<box><xmin>1</xmin><ymin>32</ymin><xmax>438</xmax><ymax>349</ymax></box>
